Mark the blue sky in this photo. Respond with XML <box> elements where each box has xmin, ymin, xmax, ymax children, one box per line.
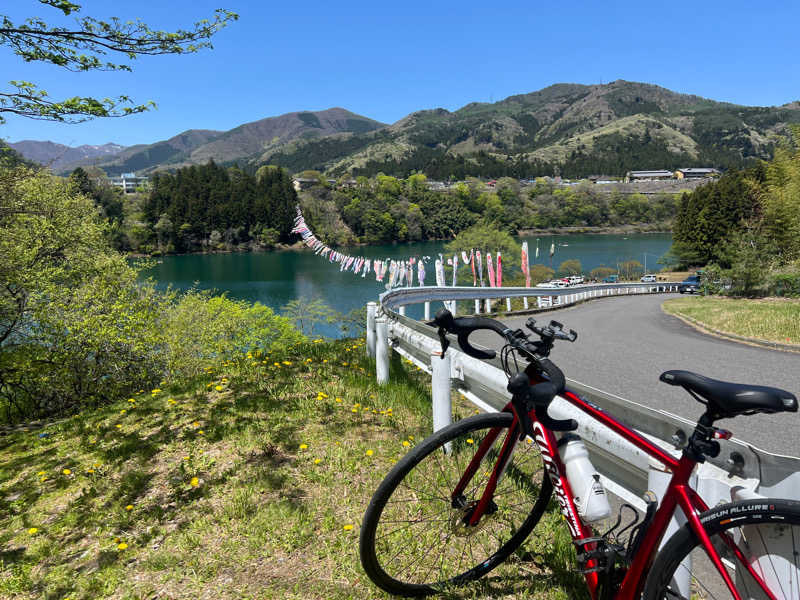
<box><xmin>2</xmin><ymin>0</ymin><xmax>799</xmax><ymax>147</ymax></box>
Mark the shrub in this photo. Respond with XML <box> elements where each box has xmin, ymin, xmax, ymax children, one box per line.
<box><xmin>164</xmin><ymin>291</ymin><xmax>304</xmax><ymax>380</ymax></box>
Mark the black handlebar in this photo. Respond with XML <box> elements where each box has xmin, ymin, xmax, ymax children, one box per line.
<box><xmin>432</xmin><ymin>308</ymin><xmax>578</xmax><ymax>435</ymax></box>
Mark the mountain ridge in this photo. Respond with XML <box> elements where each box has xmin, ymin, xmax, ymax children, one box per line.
<box><xmin>9</xmin><ymin>81</ymin><xmax>800</xmax><ymax>178</ymax></box>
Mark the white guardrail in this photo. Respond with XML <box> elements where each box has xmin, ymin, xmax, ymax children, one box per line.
<box><xmin>365</xmin><ymin>283</ymin><xmax>800</xmax><ymax>517</ymax></box>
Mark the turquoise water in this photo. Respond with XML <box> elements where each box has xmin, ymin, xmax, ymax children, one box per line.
<box><xmin>143</xmin><ymin>233</ymin><xmax>672</xmax><ymax>336</ymax></box>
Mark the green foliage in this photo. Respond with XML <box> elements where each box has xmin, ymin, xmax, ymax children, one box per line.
<box><xmin>558</xmin><ymin>259</ymin><xmax>582</xmax><ymax>276</ymax></box>
<box><xmin>590</xmin><ymin>266</ymin><xmax>617</xmax><ymax>280</ymax></box>
<box><xmin>0</xmin><ymin>2</ymin><xmax>237</xmax><ymax>123</ymax></box>
<box><xmin>0</xmin><ymin>166</ymin><xmax>305</xmax><ymax>423</ymax></box>
<box><xmin>142</xmin><ymin>161</ymin><xmax>298</xmax><ymax>253</ymax></box>
<box><xmin>164</xmin><ymin>291</ymin><xmax>304</xmax><ymax>380</ymax></box>
<box><xmin>444</xmin><ymin>224</ymin><xmax>521</xmax><ymax>265</ymax></box>
<box><xmin>618</xmin><ymin>260</ymin><xmax>643</xmax><ymax>280</ymax></box>
<box><xmin>529</xmin><ymin>264</ymin><xmax>555</xmax><ymax>284</ymax></box>
<box><xmin>281</xmin><ymin>298</ymin><xmax>341</xmax><ymax>336</ymax></box>
<box><xmin>670</xmin><ymin>166</ymin><xmax>764</xmax><ymax>268</ymax></box>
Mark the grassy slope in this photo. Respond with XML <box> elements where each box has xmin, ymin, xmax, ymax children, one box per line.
<box><xmin>0</xmin><ymin>339</ymin><xmax>582</xmax><ymax>600</ymax></box>
<box><xmin>663</xmin><ymin>297</ymin><xmax>800</xmax><ymax>345</ymax></box>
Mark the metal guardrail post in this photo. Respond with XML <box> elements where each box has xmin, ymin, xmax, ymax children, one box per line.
<box><xmin>424</xmin><ymin>301</ymin><xmax>431</xmax><ymax>321</ymax></box>
<box><xmin>366</xmin><ymin>302</ymin><xmax>377</xmax><ymax>358</ymax></box>
<box><xmin>399</xmin><ymin>305</ymin><xmax>406</xmax><ymax>316</ymax></box>
<box><xmin>431</xmin><ymin>350</ymin><xmax>452</xmax><ymax>438</ymax></box>
<box><xmin>376</xmin><ymin>316</ymin><xmax>389</xmax><ymax>385</ymax></box>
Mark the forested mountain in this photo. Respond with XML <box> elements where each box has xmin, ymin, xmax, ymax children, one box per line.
<box><xmin>14</xmin><ymin>81</ymin><xmax>800</xmax><ymax>179</ymax></box>
<box><xmin>47</xmin><ymin>108</ymin><xmax>385</xmax><ymax>176</ymax></box>
<box><xmin>264</xmin><ymin>81</ymin><xmax>800</xmax><ymax>178</ymax></box>
<box><xmin>7</xmin><ymin>140</ymin><xmax>124</xmax><ymax>170</ymax></box>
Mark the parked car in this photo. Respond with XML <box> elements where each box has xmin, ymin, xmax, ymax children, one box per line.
<box><xmin>568</xmin><ymin>275</ymin><xmax>584</xmax><ymax>285</ymax></box>
<box><xmin>640</xmin><ymin>274</ymin><xmax>657</xmax><ymax>283</ymax></box>
<box><xmin>602</xmin><ymin>274</ymin><xmax>619</xmax><ymax>283</ymax></box>
<box><xmin>551</xmin><ymin>280</ymin><xmax>569</xmax><ymax>288</ymax></box>
<box><xmin>678</xmin><ymin>275</ymin><xmax>701</xmax><ymax>294</ymax></box>
<box><xmin>535</xmin><ymin>281</ymin><xmax>558</xmax><ymax>289</ymax></box>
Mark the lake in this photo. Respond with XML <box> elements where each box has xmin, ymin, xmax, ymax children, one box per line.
<box><xmin>143</xmin><ymin>233</ymin><xmax>672</xmax><ymax>336</ymax></box>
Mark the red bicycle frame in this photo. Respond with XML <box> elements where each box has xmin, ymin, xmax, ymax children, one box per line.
<box><xmin>451</xmin><ymin>382</ymin><xmax>779</xmax><ymax>600</ymax></box>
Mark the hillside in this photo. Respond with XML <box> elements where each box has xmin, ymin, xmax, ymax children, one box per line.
<box><xmin>51</xmin><ymin>108</ymin><xmax>386</xmax><ymax>176</ymax></box>
<box><xmin>263</xmin><ymin>80</ymin><xmax>800</xmax><ymax>178</ymax></box>
<box><xmin>7</xmin><ymin>141</ymin><xmax>125</xmax><ymax>171</ymax></box>
<box><xmin>13</xmin><ymin>81</ymin><xmax>800</xmax><ymax>179</ymax></box>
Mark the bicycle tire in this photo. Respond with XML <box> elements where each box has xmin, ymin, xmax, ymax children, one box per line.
<box><xmin>642</xmin><ymin>498</ymin><xmax>800</xmax><ymax>600</ymax></box>
<box><xmin>359</xmin><ymin>411</ymin><xmax>552</xmax><ymax>597</ymax></box>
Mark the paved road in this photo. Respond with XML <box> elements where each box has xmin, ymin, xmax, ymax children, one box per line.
<box><xmin>471</xmin><ymin>294</ymin><xmax>800</xmax><ymax>456</ymax></box>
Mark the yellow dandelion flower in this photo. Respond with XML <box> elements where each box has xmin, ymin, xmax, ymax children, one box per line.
<box><xmin>192</xmin><ymin>421</ymin><xmax>200</xmax><ymax>427</ymax></box>
<box><xmin>120</xmin><ymin>409</ymin><xmax>126</xmax><ymax>415</ymax></box>
<box><xmin>342</xmin><ymin>362</ymin><xmax>348</xmax><ymax>366</ymax></box>
<box><xmin>116</xmin><ymin>424</ymin><xmax>122</xmax><ymax>429</ymax></box>
<box><xmin>335</xmin><ymin>397</ymin><xmax>342</xmax><ymax>403</ymax></box>
<box><xmin>93</xmin><ymin>462</ymin><xmax>100</xmax><ymax>468</ymax></box>
<box><xmin>343</xmin><ymin>524</ymin><xmax>354</xmax><ymax>531</ymax></box>
<box><xmin>354</xmin><ymin>403</ymin><xmax>361</xmax><ymax>408</ymax></box>
<box><xmin>282</xmin><ymin>361</ymin><xmax>292</xmax><ymax>366</ymax></box>
<box><xmin>273</xmin><ymin>362</ymin><xmax>280</xmax><ymax>367</ymax></box>
<box><xmin>37</xmin><ymin>470</ymin><xmax>45</xmax><ymax>476</ymax></box>
<box><xmin>402</xmin><ymin>441</ymin><xmax>410</xmax><ymax>447</ymax></box>
<box><xmin>322</xmin><ymin>359</ymin><xmax>328</xmax><ymax>363</ymax></box>
<box><xmin>299</xmin><ymin>443</ymin><xmax>308</xmax><ymax>450</ymax></box>
<box><xmin>190</xmin><ymin>477</ymin><xmax>199</xmax><ymax>487</ymax></box>
<box><xmin>125</xmin><ymin>504</ymin><xmax>133</xmax><ymax>511</ymax></box>
<box><xmin>127</xmin><ymin>398</ymin><xmax>136</xmax><ymax>403</ymax></box>
<box><xmin>40</xmin><ymin>476</ymin><xmax>47</xmax><ymax>482</ymax></box>
<box><xmin>314</xmin><ymin>458</ymin><xmax>322</xmax><ymax>464</ymax></box>
<box><xmin>351</xmin><ymin>408</ymin><xmax>358</xmax><ymax>413</ymax></box>
<box><xmin>215</xmin><ymin>385</ymin><xmax>223</xmax><ymax>392</ymax></box>
<box><xmin>198</xmin><ymin>430</ymin><xmax>204</xmax><ymax>435</ymax></box>
<box><xmin>28</xmin><ymin>527</ymin><xmax>38</xmax><ymax>535</ymax></box>
<box><xmin>62</xmin><ymin>468</ymin><xmax>72</xmax><ymax>475</ymax></box>
<box><xmin>87</xmin><ymin>469</ymin><xmax>95</xmax><ymax>474</ymax></box>
<box><xmin>117</xmin><ymin>542</ymin><xmax>128</xmax><ymax>550</ymax></box>
<box><xmin>313</xmin><ymin>339</ymin><xmax>323</xmax><ymax>343</ymax></box>
<box><xmin>366</xmin><ymin>449</ymin><xmax>374</xmax><ymax>456</ymax></box>
<box><xmin>183</xmin><ymin>456</ymin><xmax>190</xmax><ymax>461</ymax></box>
<box><xmin>151</xmin><ymin>388</ymin><xmax>161</xmax><ymax>394</ymax></box>
<box><xmin>466</xmin><ymin>439</ymin><xmax>474</xmax><ymax>444</ymax></box>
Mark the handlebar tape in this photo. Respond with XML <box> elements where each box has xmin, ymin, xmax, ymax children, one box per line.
<box><xmin>434</xmin><ymin>309</ymin><xmax>509</xmax><ymax>360</ymax></box>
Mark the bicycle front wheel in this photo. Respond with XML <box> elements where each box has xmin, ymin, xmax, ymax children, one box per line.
<box><xmin>643</xmin><ymin>499</ymin><xmax>800</xmax><ymax>600</ymax></box>
<box><xmin>359</xmin><ymin>411</ymin><xmax>552</xmax><ymax>596</ymax></box>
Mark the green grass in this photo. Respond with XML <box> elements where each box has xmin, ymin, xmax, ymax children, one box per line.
<box><xmin>663</xmin><ymin>296</ymin><xmax>800</xmax><ymax>345</ymax></box>
<box><xmin>0</xmin><ymin>339</ymin><xmax>584</xmax><ymax>599</ymax></box>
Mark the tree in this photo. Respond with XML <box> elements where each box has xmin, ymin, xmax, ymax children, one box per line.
<box><xmin>529</xmin><ymin>264</ymin><xmax>554</xmax><ymax>285</ymax></box>
<box><xmin>558</xmin><ymin>259</ymin><xmax>582</xmax><ymax>276</ymax></box>
<box><xmin>590</xmin><ymin>266</ymin><xmax>617</xmax><ymax>281</ymax></box>
<box><xmin>0</xmin><ymin>1</ymin><xmax>237</xmax><ymax>123</ymax></box>
<box><xmin>618</xmin><ymin>260</ymin><xmax>644</xmax><ymax>280</ymax></box>
<box><xmin>444</xmin><ymin>224</ymin><xmax>521</xmax><ymax>264</ymax></box>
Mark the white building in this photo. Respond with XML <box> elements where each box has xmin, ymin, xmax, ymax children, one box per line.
<box><xmin>109</xmin><ymin>172</ymin><xmax>149</xmax><ymax>193</ymax></box>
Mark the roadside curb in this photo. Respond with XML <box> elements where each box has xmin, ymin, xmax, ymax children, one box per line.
<box><xmin>663</xmin><ymin>309</ymin><xmax>800</xmax><ymax>354</ymax></box>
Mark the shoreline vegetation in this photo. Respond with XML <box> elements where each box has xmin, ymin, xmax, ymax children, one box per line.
<box><xmin>94</xmin><ymin>162</ymin><xmax>679</xmax><ymax>257</ymax></box>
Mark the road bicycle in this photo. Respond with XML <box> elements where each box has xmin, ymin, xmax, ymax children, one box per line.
<box><xmin>359</xmin><ymin>309</ymin><xmax>799</xmax><ymax>599</ymax></box>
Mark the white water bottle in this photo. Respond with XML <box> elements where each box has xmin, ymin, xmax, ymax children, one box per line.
<box><xmin>561</xmin><ymin>435</ymin><xmax>612</xmax><ymax>524</ymax></box>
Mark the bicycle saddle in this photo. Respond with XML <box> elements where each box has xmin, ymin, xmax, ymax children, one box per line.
<box><xmin>660</xmin><ymin>370</ymin><xmax>798</xmax><ymax>419</ymax></box>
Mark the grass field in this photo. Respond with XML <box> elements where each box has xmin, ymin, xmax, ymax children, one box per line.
<box><xmin>0</xmin><ymin>338</ymin><xmax>583</xmax><ymax>600</ymax></box>
<box><xmin>663</xmin><ymin>296</ymin><xmax>800</xmax><ymax>345</ymax></box>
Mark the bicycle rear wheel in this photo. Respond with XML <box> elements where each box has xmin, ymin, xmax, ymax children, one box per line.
<box><xmin>643</xmin><ymin>499</ymin><xmax>800</xmax><ymax>600</ymax></box>
<box><xmin>359</xmin><ymin>411</ymin><xmax>552</xmax><ymax>596</ymax></box>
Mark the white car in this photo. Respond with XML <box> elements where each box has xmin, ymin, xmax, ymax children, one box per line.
<box><xmin>535</xmin><ymin>281</ymin><xmax>558</xmax><ymax>289</ymax></box>
<box><xmin>640</xmin><ymin>274</ymin><xmax>657</xmax><ymax>283</ymax></box>
<box><xmin>550</xmin><ymin>280</ymin><xmax>569</xmax><ymax>288</ymax></box>
<box><xmin>568</xmin><ymin>275</ymin><xmax>584</xmax><ymax>285</ymax></box>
